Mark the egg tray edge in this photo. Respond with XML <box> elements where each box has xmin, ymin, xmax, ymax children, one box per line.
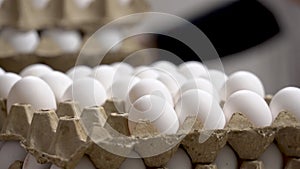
<box><xmin>0</xmin><ymin>98</ymin><xmax>300</xmax><ymax>169</ymax></box>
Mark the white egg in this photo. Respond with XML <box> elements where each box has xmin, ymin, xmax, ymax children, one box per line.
<box><xmin>112</xmin><ymin>62</ymin><xmax>134</xmax><ymax>75</ymax></box>
<box><xmin>151</xmin><ymin>61</ymin><xmax>178</xmax><ymax>74</ymax></box>
<box><xmin>62</xmin><ymin>77</ymin><xmax>107</xmax><ymax>111</ymax></box>
<box><xmin>50</xmin><ymin>155</ymin><xmax>96</xmax><ymax>169</ymax></box>
<box><xmin>0</xmin><ymin>67</ymin><xmax>5</xmax><ymax>75</ymax></box>
<box><xmin>119</xmin><ymin>0</ymin><xmax>132</xmax><ymax>6</ymax></box>
<box><xmin>269</xmin><ymin>87</ymin><xmax>300</xmax><ymax>121</ymax></box>
<box><xmin>1</xmin><ymin>28</ymin><xmax>39</xmax><ymax>53</ymax></box>
<box><xmin>258</xmin><ymin>143</ymin><xmax>283</xmax><ymax>169</ymax></box>
<box><xmin>119</xmin><ymin>157</ymin><xmax>146</xmax><ymax>169</ymax></box>
<box><xmin>176</xmin><ymin>78</ymin><xmax>214</xmax><ymax>100</ymax></box>
<box><xmin>214</xmin><ymin>145</ymin><xmax>238</xmax><ymax>169</ymax></box>
<box><xmin>109</xmin><ymin>75</ymin><xmax>140</xmax><ymax>101</ymax></box>
<box><xmin>166</xmin><ymin>148</ymin><xmax>192</xmax><ymax>169</ymax></box>
<box><xmin>108</xmin><ymin>76</ymin><xmax>140</xmax><ymax>113</ymax></box>
<box><xmin>178</xmin><ymin>61</ymin><xmax>208</xmax><ymax>79</ymax></box>
<box><xmin>0</xmin><ymin>141</ymin><xmax>27</xmax><ymax>169</ymax></box>
<box><xmin>208</xmin><ymin>69</ymin><xmax>228</xmax><ymax>93</ymax></box>
<box><xmin>133</xmin><ymin>66</ymin><xmax>159</xmax><ymax>79</ymax></box>
<box><xmin>94</xmin><ymin>29</ymin><xmax>122</xmax><ymax>52</ymax></box>
<box><xmin>0</xmin><ymin>73</ymin><xmax>21</xmax><ymax>99</ymax></box>
<box><xmin>127</xmin><ymin>79</ymin><xmax>173</xmax><ymax>111</ymax></box>
<box><xmin>42</xmin><ymin>29</ymin><xmax>81</xmax><ymax>53</ymax></box>
<box><xmin>73</xmin><ymin>0</ymin><xmax>94</xmax><ymax>9</ymax></box>
<box><xmin>20</xmin><ymin>64</ymin><xmax>53</xmax><ymax>77</ymax></box>
<box><xmin>22</xmin><ymin>153</ymin><xmax>51</xmax><ymax>169</ymax></box>
<box><xmin>41</xmin><ymin>71</ymin><xmax>72</xmax><ymax>103</ymax></box>
<box><xmin>222</xmin><ymin>71</ymin><xmax>265</xmax><ymax>101</ymax></box>
<box><xmin>7</xmin><ymin>76</ymin><xmax>57</xmax><ymax>113</ymax></box>
<box><xmin>128</xmin><ymin>95</ymin><xmax>179</xmax><ymax>135</ymax></box>
<box><xmin>223</xmin><ymin>90</ymin><xmax>272</xmax><ymax>127</ymax></box>
<box><xmin>91</xmin><ymin>65</ymin><xmax>116</xmax><ymax>91</ymax></box>
<box><xmin>66</xmin><ymin>65</ymin><xmax>92</xmax><ymax>79</ymax></box>
<box><xmin>157</xmin><ymin>72</ymin><xmax>182</xmax><ymax>98</ymax></box>
<box><xmin>30</xmin><ymin>0</ymin><xmax>50</xmax><ymax>9</ymax></box>
<box><xmin>175</xmin><ymin>89</ymin><xmax>225</xmax><ymax>129</ymax></box>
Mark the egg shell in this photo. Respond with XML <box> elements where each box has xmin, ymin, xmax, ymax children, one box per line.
<box><xmin>94</xmin><ymin>28</ymin><xmax>122</xmax><ymax>52</ymax></box>
<box><xmin>109</xmin><ymin>75</ymin><xmax>140</xmax><ymax>100</ymax></box>
<box><xmin>7</xmin><ymin>76</ymin><xmax>57</xmax><ymax>113</ymax></box>
<box><xmin>0</xmin><ymin>73</ymin><xmax>21</xmax><ymax>99</ymax></box>
<box><xmin>1</xmin><ymin>28</ymin><xmax>39</xmax><ymax>53</ymax></box>
<box><xmin>269</xmin><ymin>87</ymin><xmax>300</xmax><ymax>121</ymax></box>
<box><xmin>42</xmin><ymin>29</ymin><xmax>81</xmax><ymax>53</ymax></box>
<box><xmin>133</xmin><ymin>66</ymin><xmax>159</xmax><ymax>79</ymax></box>
<box><xmin>112</xmin><ymin>62</ymin><xmax>134</xmax><ymax>75</ymax></box>
<box><xmin>30</xmin><ymin>0</ymin><xmax>50</xmax><ymax>9</ymax></box>
<box><xmin>223</xmin><ymin>90</ymin><xmax>272</xmax><ymax>127</ymax></box>
<box><xmin>73</xmin><ymin>0</ymin><xmax>94</xmax><ymax>8</ymax></box>
<box><xmin>0</xmin><ymin>67</ymin><xmax>5</xmax><ymax>75</ymax></box>
<box><xmin>20</xmin><ymin>64</ymin><xmax>53</xmax><ymax>77</ymax></box>
<box><xmin>151</xmin><ymin>60</ymin><xmax>178</xmax><ymax>74</ymax></box>
<box><xmin>119</xmin><ymin>158</ymin><xmax>146</xmax><ymax>169</ymax></box>
<box><xmin>66</xmin><ymin>65</ymin><xmax>92</xmax><ymax>79</ymax></box>
<box><xmin>178</xmin><ymin>61</ymin><xmax>208</xmax><ymax>79</ymax></box>
<box><xmin>127</xmin><ymin>79</ymin><xmax>173</xmax><ymax>110</ymax></box>
<box><xmin>91</xmin><ymin>65</ymin><xmax>117</xmax><ymax>90</ymax></box>
<box><xmin>175</xmin><ymin>89</ymin><xmax>225</xmax><ymax>129</ymax></box>
<box><xmin>0</xmin><ymin>141</ymin><xmax>27</xmax><ymax>169</ymax></box>
<box><xmin>22</xmin><ymin>153</ymin><xmax>51</xmax><ymax>169</ymax></box>
<box><xmin>166</xmin><ymin>148</ymin><xmax>192</xmax><ymax>169</ymax></box>
<box><xmin>214</xmin><ymin>145</ymin><xmax>238</xmax><ymax>169</ymax></box>
<box><xmin>108</xmin><ymin>76</ymin><xmax>140</xmax><ymax>113</ymax></box>
<box><xmin>50</xmin><ymin>156</ymin><xmax>96</xmax><ymax>169</ymax></box>
<box><xmin>208</xmin><ymin>69</ymin><xmax>228</xmax><ymax>92</ymax></box>
<box><xmin>157</xmin><ymin>72</ymin><xmax>182</xmax><ymax>97</ymax></box>
<box><xmin>176</xmin><ymin>78</ymin><xmax>215</xmax><ymax>103</ymax></box>
<box><xmin>258</xmin><ymin>143</ymin><xmax>283</xmax><ymax>169</ymax></box>
<box><xmin>119</xmin><ymin>0</ymin><xmax>132</xmax><ymax>6</ymax></box>
<box><xmin>62</xmin><ymin>77</ymin><xmax>107</xmax><ymax>111</ymax></box>
<box><xmin>222</xmin><ymin>71</ymin><xmax>265</xmax><ymax>101</ymax></box>
<box><xmin>41</xmin><ymin>71</ymin><xmax>72</xmax><ymax>103</ymax></box>
<box><xmin>128</xmin><ymin>95</ymin><xmax>179</xmax><ymax>135</ymax></box>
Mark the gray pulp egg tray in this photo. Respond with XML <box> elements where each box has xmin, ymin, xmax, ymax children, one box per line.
<box><xmin>0</xmin><ymin>0</ymin><xmax>150</xmax><ymax>73</ymax></box>
<box><xmin>0</xmin><ymin>35</ymin><xmax>148</xmax><ymax>73</ymax></box>
<box><xmin>0</xmin><ymin>0</ymin><xmax>149</xmax><ymax>31</ymax></box>
<box><xmin>0</xmin><ymin>98</ymin><xmax>300</xmax><ymax>169</ymax></box>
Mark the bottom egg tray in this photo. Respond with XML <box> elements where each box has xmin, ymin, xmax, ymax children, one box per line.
<box><xmin>0</xmin><ymin>98</ymin><xmax>300</xmax><ymax>169</ymax></box>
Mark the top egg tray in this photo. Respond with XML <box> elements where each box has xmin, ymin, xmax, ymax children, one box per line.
<box><xmin>0</xmin><ymin>97</ymin><xmax>299</xmax><ymax>169</ymax></box>
<box><xmin>0</xmin><ymin>0</ymin><xmax>149</xmax><ymax>31</ymax></box>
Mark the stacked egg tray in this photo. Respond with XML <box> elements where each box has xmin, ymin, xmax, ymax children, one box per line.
<box><xmin>0</xmin><ymin>0</ymin><xmax>150</xmax><ymax>73</ymax></box>
<box><xmin>0</xmin><ymin>34</ymin><xmax>147</xmax><ymax>73</ymax></box>
<box><xmin>0</xmin><ymin>0</ymin><xmax>149</xmax><ymax>31</ymax></box>
<box><xmin>0</xmin><ymin>97</ymin><xmax>300</xmax><ymax>169</ymax></box>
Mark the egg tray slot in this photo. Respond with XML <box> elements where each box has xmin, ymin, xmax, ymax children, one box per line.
<box><xmin>0</xmin><ymin>34</ymin><xmax>150</xmax><ymax>73</ymax></box>
<box><xmin>0</xmin><ymin>98</ymin><xmax>300</xmax><ymax>169</ymax></box>
<box><xmin>0</xmin><ymin>0</ymin><xmax>149</xmax><ymax>31</ymax></box>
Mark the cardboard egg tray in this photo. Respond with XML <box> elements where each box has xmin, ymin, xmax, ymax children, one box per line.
<box><xmin>0</xmin><ymin>34</ymin><xmax>153</xmax><ymax>73</ymax></box>
<box><xmin>0</xmin><ymin>0</ymin><xmax>149</xmax><ymax>31</ymax></box>
<box><xmin>0</xmin><ymin>98</ymin><xmax>300</xmax><ymax>169</ymax></box>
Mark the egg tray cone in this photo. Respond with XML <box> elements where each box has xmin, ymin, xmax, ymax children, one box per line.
<box><xmin>0</xmin><ymin>34</ymin><xmax>152</xmax><ymax>73</ymax></box>
<box><xmin>0</xmin><ymin>0</ymin><xmax>149</xmax><ymax>31</ymax></box>
<box><xmin>1</xmin><ymin>98</ymin><xmax>300</xmax><ymax>169</ymax></box>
